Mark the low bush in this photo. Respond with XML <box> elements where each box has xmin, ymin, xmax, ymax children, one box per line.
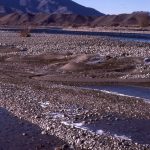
<box><xmin>20</xmin><ymin>28</ymin><xmax>31</xmax><ymax>37</ymax></box>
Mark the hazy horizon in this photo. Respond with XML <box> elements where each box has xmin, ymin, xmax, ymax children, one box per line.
<box><xmin>73</xmin><ymin>0</ymin><xmax>150</xmax><ymax>15</ymax></box>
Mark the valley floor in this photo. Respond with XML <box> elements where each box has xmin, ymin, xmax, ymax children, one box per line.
<box><xmin>0</xmin><ymin>30</ymin><xmax>150</xmax><ymax>150</ymax></box>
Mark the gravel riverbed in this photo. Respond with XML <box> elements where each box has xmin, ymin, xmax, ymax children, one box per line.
<box><xmin>0</xmin><ymin>30</ymin><xmax>150</xmax><ymax>150</ymax></box>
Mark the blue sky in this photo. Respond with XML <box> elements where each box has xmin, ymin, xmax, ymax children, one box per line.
<box><xmin>73</xmin><ymin>0</ymin><xmax>150</xmax><ymax>14</ymax></box>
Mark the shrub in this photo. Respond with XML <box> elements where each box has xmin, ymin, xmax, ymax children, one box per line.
<box><xmin>20</xmin><ymin>28</ymin><xmax>31</xmax><ymax>37</ymax></box>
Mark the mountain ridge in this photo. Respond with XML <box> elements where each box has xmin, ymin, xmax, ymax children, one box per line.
<box><xmin>0</xmin><ymin>0</ymin><xmax>104</xmax><ymax>16</ymax></box>
<box><xmin>0</xmin><ymin>12</ymin><xmax>149</xmax><ymax>27</ymax></box>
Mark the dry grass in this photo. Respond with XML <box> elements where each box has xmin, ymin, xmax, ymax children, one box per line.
<box><xmin>20</xmin><ymin>29</ymin><xmax>31</xmax><ymax>37</ymax></box>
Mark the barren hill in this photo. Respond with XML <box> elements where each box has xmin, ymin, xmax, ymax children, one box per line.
<box><xmin>0</xmin><ymin>0</ymin><xmax>103</xmax><ymax>16</ymax></box>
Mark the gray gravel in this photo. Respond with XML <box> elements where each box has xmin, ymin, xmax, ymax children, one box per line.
<box><xmin>0</xmin><ymin>30</ymin><xmax>150</xmax><ymax>149</ymax></box>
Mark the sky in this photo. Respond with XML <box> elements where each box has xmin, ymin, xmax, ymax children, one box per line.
<box><xmin>73</xmin><ymin>0</ymin><xmax>150</xmax><ymax>15</ymax></box>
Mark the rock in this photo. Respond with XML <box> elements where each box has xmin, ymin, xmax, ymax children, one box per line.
<box><xmin>55</xmin><ymin>147</ymin><xmax>62</xmax><ymax>150</ymax></box>
<box><xmin>144</xmin><ymin>58</ymin><xmax>150</xmax><ymax>65</ymax></box>
<box><xmin>20</xmin><ymin>48</ymin><xmax>28</xmax><ymax>52</ymax></box>
<box><xmin>22</xmin><ymin>132</ymin><xmax>27</xmax><ymax>136</ymax></box>
<box><xmin>34</xmin><ymin>115</ymin><xmax>41</xmax><ymax>119</ymax></box>
<box><xmin>106</xmin><ymin>55</ymin><xmax>112</xmax><ymax>60</ymax></box>
<box><xmin>41</xmin><ymin>130</ymin><xmax>47</xmax><ymax>135</ymax></box>
<box><xmin>55</xmin><ymin>144</ymin><xmax>70</xmax><ymax>150</ymax></box>
<box><xmin>62</xmin><ymin>144</ymin><xmax>70</xmax><ymax>150</ymax></box>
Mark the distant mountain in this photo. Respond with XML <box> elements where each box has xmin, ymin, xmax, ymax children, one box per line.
<box><xmin>0</xmin><ymin>12</ymin><xmax>149</xmax><ymax>27</ymax></box>
<box><xmin>91</xmin><ymin>12</ymin><xmax>150</xmax><ymax>27</ymax></box>
<box><xmin>0</xmin><ymin>0</ymin><xmax>104</xmax><ymax>16</ymax></box>
<box><xmin>0</xmin><ymin>3</ymin><xmax>149</xmax><ymax>28</ymax></box>
<box><xmin>0</xmin><ymin>12</ymin><xmax>96</xmax><ymax>26</ymax></box>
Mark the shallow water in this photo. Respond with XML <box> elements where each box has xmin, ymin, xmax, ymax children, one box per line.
<box><xmin>1</xmin><ymin>28</ymin><xmax>150</xmax><ymax>43</ymax></box>
<box><xmin>45</xmin><ymin>92</ymin><xmax>150</xmax><ymax>144</ymax></box>
<box><xmin>61</xmin><ymin>115</ymin><xmax>150</xmax><ymax>144</ymax></box>
<box><xmin>85</xmin><ymin>117</ymin><xmax>150</xmax><ymax>144</ymax></box>
<box><xmin>84</xmin><ymin>85</ymin><xmax>150</xmax><ymax>100</ymax></box>
<box><xmin>112</xmin><ymin>36</ymin><xmax>150</xmax><ymax>43</ymax></box>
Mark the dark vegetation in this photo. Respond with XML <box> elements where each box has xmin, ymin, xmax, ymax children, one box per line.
<box><xmin>20</xmin><ymin>28</ymin><xmax>31</xmax><ymax>37</ymax></box>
